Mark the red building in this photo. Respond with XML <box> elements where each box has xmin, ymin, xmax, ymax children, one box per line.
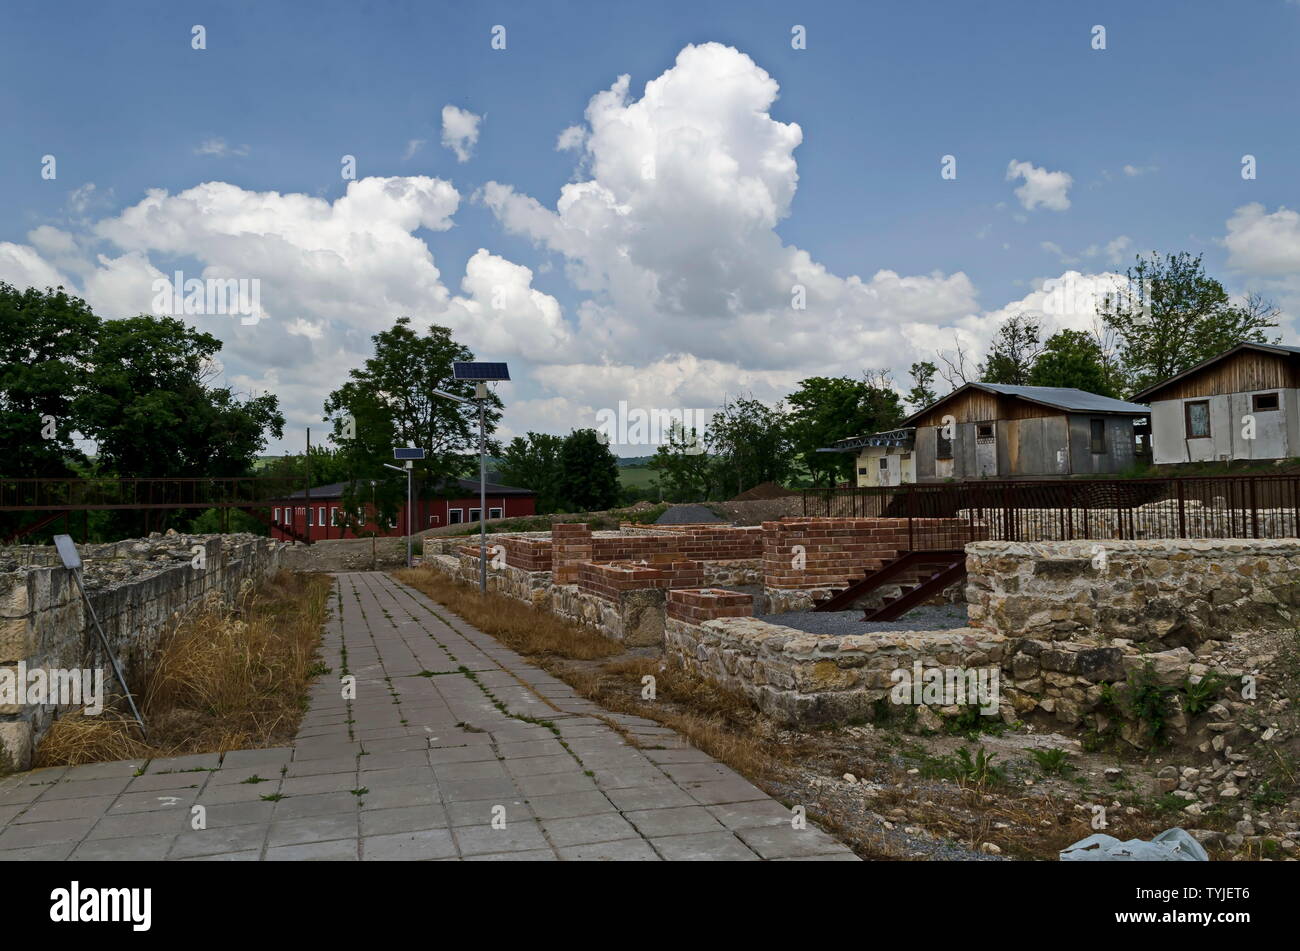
<box><xmin>268</xmin><ymin>478</ymin><xmax>537</xmax><ymax>542</ymax></box>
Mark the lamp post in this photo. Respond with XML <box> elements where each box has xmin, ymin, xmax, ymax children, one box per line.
<box><xmin>434</xmin><ymin>360</ymin><xmax>509</xmax><ymax>594</ymax></box>
<box><xmin>382</xmin><ymin>461</ymin><xmax>413</xmax><ymax>567</ymax></box>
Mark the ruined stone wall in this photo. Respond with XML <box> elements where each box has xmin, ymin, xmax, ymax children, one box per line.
<box><xmin>966</xmin><ymin>538</ymin><xmax>1300</xmax><ymax>648</ymax></box>
<box><xmin>665</xmin><ymin>615</ymin><xmax>1010</xmax><ymax>727</ymax></box>
<box><xmin>0</xmin><ymin>533</ymin><xmax>284</xmax><ymax>771</ymax></box>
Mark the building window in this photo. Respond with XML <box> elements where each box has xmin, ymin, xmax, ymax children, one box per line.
<box><xmin>331</xmin><ymin>507</ymin><xmax>341</xmax><ymax>525</ymax></box>
<box><xmin>976</xmin><ymin>423</ymin><xmax>994</xmax><ymax>440</ymax></box>
<box><xmin>469</xmin><ymin>508</ymin><xmax>482</xmax><ymax>523</ymax></box>
<box><xmin>428</xmin><ymin>515</ymin><xmax>440</xmax><ymax>526</ymax></box>
<box><xmin>936</xmin><ymin>426</ymin><xmax>953</xmax><ymax>460</ymax></box>
<box><xmin>448</xmin><ymin>509</ymin><xmax>463</xmax><ymax>524</ymax></box>
<box><xmin>1090</xmin><ymin>418</ymin><xmax>1106</xmax><ymax>454</ymax></box>
<box><xmin>318</xmin><ymin>506</ymin><xmax>326</xmax><ymax>527</ymax></box>
<box><xmin>878</xmin><ymin>457</ymin><xmax>889</xmax><ymax>470</ymax></box>
<box><xmin>489</xmin><ymin>507</ymin><xmax>503</xmax><ymax>519</ymax></box>
<box><xmin>274</xmin><ymin>507</ymin><xmax>281</xmax><ymax>522</ymax></box>
<box><xmin>307</xmin><ymin>507</ymin><xmax>313</xmax><ymax>526</ymax></box>
<box><xmin>1185</xmin><ymin>400</ymin><xmax>1211</xmax><ymax>438</ymax></box>
<box><xmin>857</xmin><ymin>467</ymin><xmax>867</xmax><ymax>475</ymax></box>
<box><xmin>1253</xmin><ymin>392</ymin><xmax>1280</xmax><ymax>412</ymax></box>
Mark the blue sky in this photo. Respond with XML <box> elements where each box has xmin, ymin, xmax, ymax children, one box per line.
<box><xmin>3</xmin><ymin>0</ymin><xmax>1298</xmax><ymax>456</ymax></box>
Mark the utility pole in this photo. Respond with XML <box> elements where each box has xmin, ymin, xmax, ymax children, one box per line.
<box><xmin>305</xmin><ymin>427</ymin><xmax>312</xmax><ymax>545</ymax></box>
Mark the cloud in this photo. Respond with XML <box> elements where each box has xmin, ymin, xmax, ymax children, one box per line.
<box><xmin>1224</xmin><ymin>203</ymin><xmax>1300</xmax><ymax>276</ymax></box>
<box><xmin>1122</xmin><ymin>163</ymin><xmax>1157</xmax><ymax>177</ymax></box>
<box><xmin>403</xmin><ymin>138</ymin><xmax>426</xmax><ymax>160</ymax></box>
<box><xmin>195</xmin><ymin>138</ymin><xmax>250</xmax><ymax>158</ymax></box>
<box><xmin>482</xmin><ymin>42</ymin><xmax>979</xmax><ymax>386</ymax></box>
<box><xmin>441</xmin><ymin>105</ymin><xmax>482</xmax><ymax>163</ymax></box>
<box><xmin>1006</xmin><ymin>159</ymin><xmax>1073</xmax><ymax>211</ymax></box>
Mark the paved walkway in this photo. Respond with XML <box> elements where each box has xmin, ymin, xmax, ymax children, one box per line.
<box><xmin>0</xmin><ymin>572</ymin><xmax>856</xmax><ymax>861</ymax></box>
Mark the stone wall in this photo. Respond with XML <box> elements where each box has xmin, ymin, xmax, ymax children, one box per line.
<box><xmin>0</xmin><ymin>533</ymin><xmax>284</xmax><ymax>771</ymax></box>
<box><xmin>665</xmin><ymin>615</ymin><xmax>1010</xmax><ymax>727</ymax></box>
<box><xmin>966</xmin><ymin>538</ymin><xmax>1300</xmax><ymax>648</ymax></box>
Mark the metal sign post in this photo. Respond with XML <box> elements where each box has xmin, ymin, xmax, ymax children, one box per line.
<box><xmin>52</xmin><ymin>535</ymin><xmax>147</xmax><ymax>738</ymax></box>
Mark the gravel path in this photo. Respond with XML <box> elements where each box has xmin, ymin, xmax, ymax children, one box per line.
<box><xmin>755</xmin><ymin>603</ymin><xmax>968</xmax><ymax>636</ymax></box>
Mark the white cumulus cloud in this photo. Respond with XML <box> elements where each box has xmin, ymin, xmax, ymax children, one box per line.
<box><xmin>441</xmin><ymin>105</ymin><xmax>482</xmax><ymax>163</ymax></box>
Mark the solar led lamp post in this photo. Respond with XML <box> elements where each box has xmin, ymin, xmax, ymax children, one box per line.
<box><xmin>385</xmin><ymin>447</ymin><xmax>425</xmax><ymax>568</ymax></box>
<box><xmin>433</xmin><ymin>361</ymin><xmax>510</xmax><ymax>593</ymax></box>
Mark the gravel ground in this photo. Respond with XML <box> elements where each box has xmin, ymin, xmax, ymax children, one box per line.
<box><xmin>756</xmin><ymin>603</ymin><xmax>968</xmax><ymax>635</ymax></box>
<box><xmin>654</xmin><ymin>503</ymin><xmax>724</xmax><ymax>524</ymax></box>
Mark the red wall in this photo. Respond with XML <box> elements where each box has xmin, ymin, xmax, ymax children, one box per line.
<box><xmin>269</xmin><ymin>494</ymin><xmax>536</xmax><ymax>541</ymax></box>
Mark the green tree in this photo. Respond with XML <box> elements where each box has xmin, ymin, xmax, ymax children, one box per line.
<box><xmin>648</xmin><ymin>421</ymin><xmax>712</xmax><ymax>501</ymax></box>
<box><xmin>1027</xmin><ymin>329</ymin><xmax>1119</xmax><ymax>397</ymax></box>
<box><xmin>786</xmin><ymin>376</ymin><xmax>904</xmax><ymax>487</ymax></box>
<box><xmin>323</xmin><ymin>317</ymin><xmax>502</xmax><ymax>529</ymax></box>
<box><xmin>979</xmin><ymin>314</ymin><xmax>1042</xmax><ymax>386</ymax></box>
<box><xmin>0</xmin><ymin>283</ymin><xmax>99</xmax><ymax>480</ymax></box>
<box><xmin>557</xmin><ymin>429</ymin><xmax>620</xmax><ymax>512</ymax></box>
<box><xmin>706</xmin><ymin>396</ymin><xmax>793</xmax><ymax>496</ymax></box>
<box><xmin>906</xmin><ymin>361</ymin><xmax>939</xmax><ymax>411</ymax></box>
<box><xmin>1100</xmin><ymin>253</ymin><xmax>1279</xmax><ymax>396</ymax></box>
<box><xmin>496</xmin><ymin>432</ymin><xmax>565</xmax><ymax>513</ymax></box>
<box><xmin>74</xmin><ymin>315</ymin><xmax>283</xmax><ymax>479</ymax></box>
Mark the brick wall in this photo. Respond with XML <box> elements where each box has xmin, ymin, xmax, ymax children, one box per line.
<box><xmin>762</xmin><ymin>517</ymin><xmax>975</xmax><ymax>590</ymax></box>
<box><xmin>551</xmin><ymin>523</ymin><xmax>594</xmax><ymax>584</ymax></box>
<box><xmin>502</xmin><ymin>535</ymin><xmax>552</xmax><ymax>572</ymax></box>
<box><xmin>667</xmin><ymin>588</ymin><xmax>754</xmax><ymax>623</ymax></box>
<box><xmin>577</xmin><ymin>562</ymin><xmax>669</xmax><ymax>601</ymax></box>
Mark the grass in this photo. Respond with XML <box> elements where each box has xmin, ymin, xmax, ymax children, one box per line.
<box><xmin>392</xmin><ymin>566</ymin><xmax>789</xmax><ymax>779</ymax></box>
<box><xmin>34</xmin><ymin>570</ymin><xmax>333</xmax><ymax>767</ymax></box>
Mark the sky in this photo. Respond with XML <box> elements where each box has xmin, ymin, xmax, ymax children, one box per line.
<box><xmin>2</xmin><ymin>0</ymin><xmax>1299</xmax><ymax>458</ymax></box>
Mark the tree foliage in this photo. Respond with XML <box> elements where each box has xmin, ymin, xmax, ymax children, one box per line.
<box><xmin>1100</xmin><ymin>253</ymin><xmax>1278</xmax><ymax>396</ymax></box>
<box><xmin>496</xmin><ymin>432</ymin><xmax>566</xmax><ymax>513</ymax></box>
<box><xmin>786</xmin><ymin>375</ymin><xmax>904</xmax><ymax>487</ymax></box>
<box><xmin>557</xmin><ymin>428</ymin><xmax>621</xmax><ymax>511</ymax></box>
<box><xmin>322</xmin><ymin>317</ymin><xmax>502</xmax><ymax>528</ymax></box>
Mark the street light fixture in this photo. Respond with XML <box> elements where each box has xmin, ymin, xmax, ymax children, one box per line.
<box><xmin>385</xmin><ymin>448</ymin><xmax>425</xmax><ymax>568</ymax></box>
<box><xmin>433</xmin><ymin>362</ymin><xmax>510</xmax><ymax>593</ymax></box>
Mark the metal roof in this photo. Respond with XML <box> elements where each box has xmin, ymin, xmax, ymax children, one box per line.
<box><xmin>818</xmin><ymin>428</ymin><xmax>916</xmax><ymax>453</ymax></box>
<box><xmin>902</xmin><ymin>383</ymin><xmax>1149</xmax><ymax>425</ymax></box>
<box><xmin>1130</xmin><ymin>342</ymin><xmax>1300</xmax><ymax>402</ymax></box>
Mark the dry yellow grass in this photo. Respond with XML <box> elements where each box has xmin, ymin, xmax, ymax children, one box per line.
<box><xmin>392</xmin><ymin>568</ymin><xmax>622</xmax><ymax>660</ymax></box>
<box><xmin>393</xmin><ymin>566</ymin><xmax>791</xmax><ymax>779</ymax></box>
<box><xmin>35</xmin><ymin>570</ymin><xmax>332</xmax><ymax>767</ymax></box>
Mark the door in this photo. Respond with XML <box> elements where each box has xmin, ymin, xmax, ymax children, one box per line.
<box><xmin>975</xmin><ymin>422</ymin><xmax>998</xmax><ymax>477</ymax></box>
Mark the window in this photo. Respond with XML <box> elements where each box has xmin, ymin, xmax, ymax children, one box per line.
<box><xmin>331</xmin><ymin>507</ymin><xmax>341</xmax><ymax>525</ymax></box>
<box><xmin>448</xmin><ymin>509</ymin><xmax>463</xmax><ymax>524</ymax></box>
<box><xmin>1253</xmin><ymin>392</ymin><xmax>1280</xmax><ymax>412</ymax></box>
<box><xmin>1090</xmin><ymin>418</ymin><xmax>1106</xmax><ymax>454</ymax></box>
<box><xmin>1185</xmin><ymin>400</ymin><xmax>1211</xmax><ymax>438</ymax></box>
<box><xmin>857</xmin><ymin>466</ymin><xmax>867</xmax><ymax>475</ymax></box>
<box><xmin>318</xmin><ymin>507</ymin><xmax>326</xmax><ymax>527</ymax></box>
<box><xmin>879</xmin><ymin>457</ymin><xmax>889</xmax><ymax>470</ymax></box>
<box><xmin>489</xmin><ymin>507</ymin><xmax>502</xmax><ymax>519</ymax></box>
<box><xmin>469</xmin><ymin>508</ymin><xmax>482</xmax><ymax>523</ymax></box>
<box><xmin>976</xmin><ymin>423</ymin><xmax>994</xmax><ymax>439</ymax></box>
<box><xmin>307</xmin><ymin>507</ymin><xmax>313</xmax><ymax>526</ymax></box>
<box><xmin>428</xmin><ymin>515</ymin><xmax>440</xmax><ymax>526</ymax></box>
<box><xmin>274</xmin><ymin>508</ymin><xmax>281</xmax><ymax>522</ymax></box>
<box><xmin>936</xmin><ymin>426</ymin><xmax>953</xmax><ymax>460</ymax></box>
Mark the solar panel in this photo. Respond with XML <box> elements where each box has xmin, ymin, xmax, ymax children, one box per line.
<box><xmin>453</xmin><ymin>362</ymin><xmax>510</xmax><ymax>381</ymax></box>
<box><xmin>393</xmin><ymin>447</ymin><xmax>426</xmax><ymax>460</ymax></box>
